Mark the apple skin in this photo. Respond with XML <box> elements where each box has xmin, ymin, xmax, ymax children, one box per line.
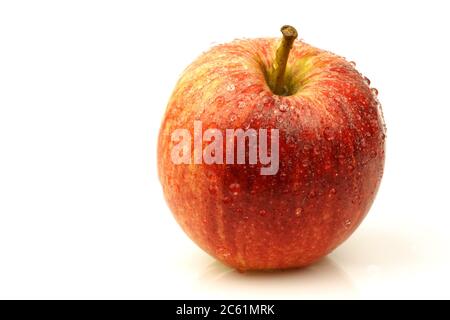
<box><xmin>158</xmin><ymin>38</ymin><xmax>385</xmax><ymax>271</ymax></box>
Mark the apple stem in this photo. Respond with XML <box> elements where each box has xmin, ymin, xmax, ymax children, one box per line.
<box><xmin>271</xmin><ymin>25</ymin><xmax>298</xmax><ymax>95</ymax></box>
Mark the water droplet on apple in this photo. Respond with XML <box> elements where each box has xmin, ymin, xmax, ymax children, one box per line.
<box><xmin>360</xmin><ymin>137</ymin><xmax>367</xmax><ymax>148</ymax></box>
<box><xmin>349</xmin><ymin>61</ymin><xmax>356</xmax><ymax>67</ymax></box>
<box><xmin>229</xmin><ymin>182</ymin><xmax>241</xmax><ymax>196</ymax></box>
<box><xmin>217</xmin><ymin>246</ymin><xmax>231</xmax><ymax>258</ymax></box>
<box><xmin>329</xmin><ymin>188</ymin><xmax>337</xmax><ymax>196</ymax></box>
<box><xmin>313</xmin><ymin>146</ymin><xmax>321</xmax><ymax>155</ymax></box>
<box><xmin>222</xmin><ymin>196</ymin><xmax>232</xmax><ymax>204</ymax></box>
<box><xmin>363</xmin><ymin>76</ymin><xmax>371</xmax><ymax>85</ymax></box>
<box><xmin>344</xmin><ymin>219</ymin><xmax>352</xmax><ymax>228</ymax></box>
<box><xmin>302</xmin><ymin>159</ymin><xmax>310</xmax><ymax>167</ymax></box>
<box><xmin>323</xmin><ymin>127</ymin><xmax>334</xmax><ymax>141</ymax></box>
<box><xmin>259</xmin><ymin>209</ymin><xmax>267</xmax><ymax>216</ymax></box>
<box><xmin>214</xmin><ymin>96</ymin><xmax>225</xmax><ymax>108</ymax></box>
<box><xmin>208</xmin><ymin>184</ymin><xmax>217</xmax><ymax>194</ymax></box>
<box><xmin>226</xmin><ymin>83</ymin><xmax>235</xmax><ymax>92</ymax></box>
<box><xmin>338</xmin><ymin>155</ymin><xmax>347</xmax><ymax>166</ymax></box>
<box><xmin>278</xmin><ymin>103</ymin><xmax>288</xmax><ymax>112</ymax></box>
<box><xmin>237</xmin><ymin>100</ymin><xmax>246</xmax><ymax>109</ymax></box>
<box><xmin>371</xmin><ymin>88</ymin><xmax>379</xmax><ymax>96</ymax></box>
<box><xmin>376</xmin><ymin>101</ymin><xmax>387</xmax><ymax>134</ymax></box>
<box><xmin>295</xmin><ymin>208</ymin><xmax>303</xmax><ymax>216</ymax></box>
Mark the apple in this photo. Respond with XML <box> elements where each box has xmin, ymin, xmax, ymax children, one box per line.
<box><xmin>158</xmin><ymin>26</ymin><xmax>385</xmax><ymax>271</ymax></box>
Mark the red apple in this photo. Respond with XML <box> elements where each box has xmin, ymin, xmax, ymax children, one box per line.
<box><xmin>158</xmin><ymin>26</ymin><xmax>385</xmax><ymax>271</ymax></box>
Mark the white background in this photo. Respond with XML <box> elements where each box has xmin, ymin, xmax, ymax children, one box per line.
<box><xmin>0</xmin><ymin>0</ymin><xmax>449</xmax><ymax>299</ymax></box>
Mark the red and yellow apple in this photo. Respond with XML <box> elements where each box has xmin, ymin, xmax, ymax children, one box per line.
<box><xmin>158</xmin><ymin>26</ymin><xmax>385</xmax><ymax>271</ymax></box>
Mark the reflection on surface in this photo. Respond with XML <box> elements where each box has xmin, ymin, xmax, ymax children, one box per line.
<box><xmin>197</xmin><ymin>256</ymin><xmax>355</xmax><ymax>299</ymax></box>
<box><xmin>175</xmin><ymin>224</ymin><xmax>443</xmax><ymax>299</ymax></box>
